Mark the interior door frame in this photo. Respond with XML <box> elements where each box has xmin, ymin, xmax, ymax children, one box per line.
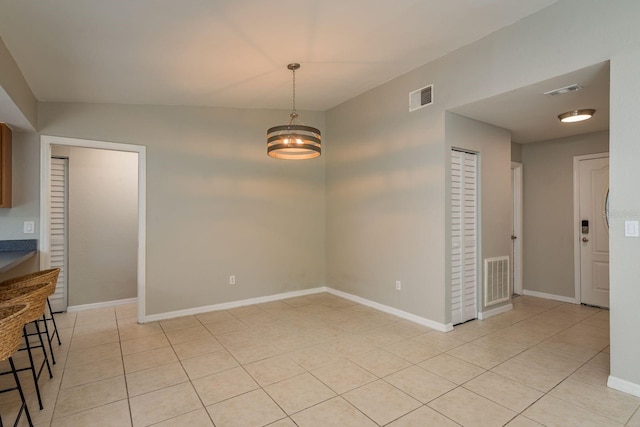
<box><xmin>39</xmin><ymin>135</ymin><xmax>147</xmax><ymax>323</ymax></box>
<box><xmin>511</xmin><ymin>162</ymin><xmax>523</xmax><ymax>295</ymax></box>
<box><xmin>573</xmin><ymin>152</ymin><xmax>609</xmax><ymax>304</ymax></box>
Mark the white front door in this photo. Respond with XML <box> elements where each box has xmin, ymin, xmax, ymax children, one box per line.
<box><xmin>451</xmin><ymin>149</ymin><xmax>478</xmax><ymax>325</ymax></box>
<box><xmin>577</xmin><ymin>154</ymin><xmax>609</xmax><ymax>308</ymax></box>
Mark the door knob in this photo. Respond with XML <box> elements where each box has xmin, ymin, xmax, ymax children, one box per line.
<box><xmin>582</xmin><ymin>237</ymin><xmax>589</xmax><ymax>242</ymax></box>
<box><xmin>511</xmin><ymin>235</ymin><xmax>517</xmax><ymax>240</ymax></box>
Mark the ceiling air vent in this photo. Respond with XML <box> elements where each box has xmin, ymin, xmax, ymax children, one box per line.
<box><xmin>544</xmin><ymin>84</ymin><xmax>582</xmax><ymax>96</ymax></box>
<box><xmin>409</xmin><ymin>84</ymin><xmax>433</xmax><ymax>112</ymax></box>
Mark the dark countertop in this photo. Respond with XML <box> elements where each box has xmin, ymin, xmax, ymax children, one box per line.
<box><xmin>0</xmin><ymin>239</ymin><xmax>37</xmax><ymax>273</ymax></box>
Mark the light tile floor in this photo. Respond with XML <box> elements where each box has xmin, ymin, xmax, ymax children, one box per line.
<box><xmin>1</xmin><ymin>293</ymin><xmax>639</xmax><ymax>426</ymax></box>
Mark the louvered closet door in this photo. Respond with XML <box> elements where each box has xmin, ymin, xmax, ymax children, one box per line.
<box><xmin>50</xmin><ymin>157</ymin><xmax>68</xmax><ymax>312</ymax></box>
<box><xmin>451</xmin><ymin>149</ymin><xmax>478</xmax><ymax>325</ymax></box>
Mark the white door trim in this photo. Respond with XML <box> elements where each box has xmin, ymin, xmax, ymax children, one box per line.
<box><xmin>511</xmin><ymin>162</ymin><xmax>523</xmax><ymax>295</ymax></box>
<box><xmin>573</xmin><ymin>152</ymin><xmax>609</xmax><ymax>304</ymax></box>
<box><xmin>39</xmin><ymin>136</ymin><xmax>147</xmax><ymax>323</ymax></box>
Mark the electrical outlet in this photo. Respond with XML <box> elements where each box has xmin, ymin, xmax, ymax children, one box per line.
<box><xmin>229</xmin><ymin>275</ymin><xmax>236</xmax><ymax>285</ymax></box>
<box><xmin>395</xmin><ymin>280</ymin><xmax>401</xmax><ymax>291</ymax></box>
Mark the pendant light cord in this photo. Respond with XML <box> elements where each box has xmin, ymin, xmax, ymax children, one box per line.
<box><xmin>290</xmin><ymin>67</ymin><xmax>297</xmax><ymax>122</ymax></box>
<box><xmin>287</xmin><ymin>63</ymin><xmax>302</xmax><ymax>124</ymax></box>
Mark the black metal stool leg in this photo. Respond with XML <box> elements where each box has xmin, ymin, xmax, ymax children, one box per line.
<box><xmin>22</xmin><ymin>326</ymin><xmax>44</xmax><ymax>411</ymax></box>
<box><xmin>40</xmin><ymin>314</ymin><xmax>56</xmax><ymax>365</ymax></box>
<box><xmin>46</xmin><ymin>299</ymin><xmax>62</xmax><ymax>346</ymax></box>
<box><xmin>9</xmin><ymin>357</ymin><xmax>33</xmax><ymax>427</ymax></box>
<box><xmin>33</xmin><ymin>321</ymin><xmax>52</xmax><ymax>379</ymax></box>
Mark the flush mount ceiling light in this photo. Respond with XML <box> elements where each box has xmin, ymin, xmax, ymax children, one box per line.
<box><xmin>267</xmin><ymin>63</ymin><xmax>321</xmax><ymax>160</ymax></box>
<box><xmin>558</xmin><ymin>109</ymin><xmax>596</xmax><ymax>123</ymax></box>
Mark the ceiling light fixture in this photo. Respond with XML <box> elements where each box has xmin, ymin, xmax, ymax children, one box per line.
<box><xmin>558</xmin><ymin>109</ymin><xmax>596</xmax><ymax>123</ymax></box>
<box><xmin>267</xmin><ymin>63</ymin><xmax>321</xmax><ymax>160</ymax></box>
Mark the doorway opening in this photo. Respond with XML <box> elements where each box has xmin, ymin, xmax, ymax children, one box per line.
<box><xmin>39</xmin><ymin>136</ymin><xmax>147</xmax><ymax>323</ymax></box>
<box><xmin>511</xmin><ymin>162</ymin><xmax>523</xmax><ymax>295</ymax></box>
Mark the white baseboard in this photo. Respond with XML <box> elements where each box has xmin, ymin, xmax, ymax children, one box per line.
<box><xmin>325</xmin><ymin>288</ymin><xmax>452</xmax><ymax>332</ymax></box>
<box><xmin>143</xmin><ymin>287</ymin><xmax>326</xmax><ymax>323</ymax></box>
<box><xmin>143</xmin><ymin>286</ymin><xmax>450</xmax><ymax>332</ymax></box>
<box><xmin>608</xmin><ymin>375</ymin><xmax>640</xmax><ymax>398</ymax></box>
<box><xmin>478</xmin><ymin>303</ymin><xmax>513</xmax><ymax>320</ymax></box>
<box><xmin>67</xmin><ymin>297</ymin><xmax>138</xmax><ymax>312</ymax></box>
<box><xmin>523</xmin><ymin>289</ymin><xmax>578</xmax><ymax>304</ymax></box>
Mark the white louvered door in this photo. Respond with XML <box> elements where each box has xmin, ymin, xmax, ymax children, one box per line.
<box><xmin>50</xmin><ymin>157</ymin><xmax>68</xmax><ymax>312</ymax></box>
<box><xmin>451</xmin><ymin>149</ymin><xmax>478</xmax><ymax>325</ymax></box>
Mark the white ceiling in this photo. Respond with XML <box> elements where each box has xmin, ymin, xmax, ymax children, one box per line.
<box><xmin>0</xmin><ymin>0</ymin><xmax>560</xmax><ymax>112</ymax></box>
<box><xmin>452</xmin><ymin>62</ymin><xmax>610</xmax><ymax>144</ymax></box>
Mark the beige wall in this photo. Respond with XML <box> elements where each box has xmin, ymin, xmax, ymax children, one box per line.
<box><xmin>52</xmin><ymin>145</ymin><xmax>138</xmax><ymax>306</ymax></box>
<box><xmin>324</xmin><ymin>0</ymin><xmax>640</xmax><ymax>386</ymax></box>
<box><xmin>511</xmin><ymin>142</ymin><xmax>522</xmax><ymax>163</ymax></box>
<box><xmin>521</xmin><ymin>131</ymin><xmax>609</xmax><ymax>299</ymax></box>
<box><xmin>0</xmin><ymin>131</ymin><xmax>40</xmax><ymax>242</ymax></box>
<box><xmin>39</xmin><ymin>103</ymin><xmax>326</xmax><ymax>315</ymax></box>
<box><xmin>0</xmin><ymin>37</ymin><xmax>37</xmax><ymax>130</ymax></box>
<box><xmin>609</xmin><ymin>50</ymin><xmax>640</xmax><ymax>387</ymax></box>
<box><xmin>0</xmin><ymin>0</ymin><xmax>639</xmax><ymax>391</ymax></box>
<box><xmin>325</xmin><ymin>81</ymin><xmax>447</xmax><ymax>324</ymax></box>
<box><xmin>0</xmin><ymin>131</ymin><xmax>41</xmax><ymax>281</ymax></box>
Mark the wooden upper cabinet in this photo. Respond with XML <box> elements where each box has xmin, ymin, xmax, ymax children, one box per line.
<box><xmin>0</xmin><ymin>123</ymin><xmax>12</xmax><ymax>208</ymax></box>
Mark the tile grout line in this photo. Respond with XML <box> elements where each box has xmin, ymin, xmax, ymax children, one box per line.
<box><xmin>158</xmin><ymin>314</ymin><xmax>217</xmax><ymax>427</ymax></box>
<box><xmin>16</xmin><ymin>296</ymin><xmax>627</xmax><ymax>426</ymax></box>
<box><xmin>424</xmin><ymin>300</ymin><xmax>611</xmax><ymax>425</ymax></box>
<box><xmin>115</xmin><ymin>308</ymin><xmax>135</xmax><ymax>427</ymax></box>
<box><xmin>193</xmin><ymin>298</ymin><xmax>388</xmax><ymax>426</ymax></box>
<box><xmin>46</xmin><ymin>311</ymin><xmax>76</xmax><ymax>425</ymax></box>
<box><xmin>224</xmin><ymin>299</ymin><xmax>326</xmax><ymax>426</ymax></box>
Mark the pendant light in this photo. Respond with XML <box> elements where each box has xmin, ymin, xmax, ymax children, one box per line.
<box><xmin>267</xmin><ymin>63</ymin><xmax>321</xmax><ymax>159</ymax></box>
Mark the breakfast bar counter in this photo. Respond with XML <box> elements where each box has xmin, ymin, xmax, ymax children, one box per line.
<box><xmin>0</xmin><ymin>240</ymin><xmax>37</xmax><ymax>273</ymax></box>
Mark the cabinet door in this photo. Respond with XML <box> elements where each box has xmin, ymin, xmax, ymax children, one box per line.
<box><xmin>0</xmin><ymin>123</ymin><xmax>12</xmax><ymax>208</ymax></box>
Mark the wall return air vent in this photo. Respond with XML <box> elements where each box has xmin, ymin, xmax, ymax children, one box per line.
<box><xmin>484</xmin><ymin>256</ymin><xmax>510</xmax><ymax>307</ymax></box>
<box><xmin>409</xmin><ymin>84</ymin><xmax>433</xmax><ymax>112</ymax></box>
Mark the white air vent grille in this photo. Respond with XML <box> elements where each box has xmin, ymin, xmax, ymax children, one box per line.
<box><xmin>544</xmin><ymin>84</ymin><xmax>582</xmax><ymax>96</ymax></box>
<box><xmin>409</xmin><ymin>84</ymin><xmax>433</xmax><ymax>112</ymax></box>
<box><xmin>484</xmin><ymin>256</ymin><xmax>510</xmax><ymax>307</ymax></box>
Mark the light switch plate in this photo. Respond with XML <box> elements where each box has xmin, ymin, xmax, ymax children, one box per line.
<box><xmin>23</xmin><ymin>221</ymin><xmax>35</xmax><ymax>234</ymax></box>
<box><xmin>625</xmin><ymin>220</ymin><xmax>639</xmax><ymax>237</ymax></box>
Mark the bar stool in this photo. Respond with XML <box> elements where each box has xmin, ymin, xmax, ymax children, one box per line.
<box><xmin>0</xmin><ymin>269</ymin><xmax>61</xmax><ymax>364</ymax></box>
<box><xmin>0</xmin><ymin>281</ymin><xmax>55</xmax><ymax>410</ymax></box>
<box><xmin>0</xmin><ymin>303</ymin><xmax>33</xmax><ymax>427</ymax></box>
